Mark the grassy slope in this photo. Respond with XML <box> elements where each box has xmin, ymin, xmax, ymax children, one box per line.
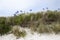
<box><xmin>0</xmin><ymin>10</ymin><xmax>60</xmax><ymax>36</ymax></box>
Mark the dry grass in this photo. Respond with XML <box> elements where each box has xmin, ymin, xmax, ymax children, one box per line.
<box><xmin>11</xmin><ymin>26</ymin><xmax>26</xmax><ymax>39</ymax></box>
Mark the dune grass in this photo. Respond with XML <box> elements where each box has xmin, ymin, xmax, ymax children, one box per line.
<box><xmin>11</xmin><ymin>26</ymin><xmax>26</xmax><ymax>39</ymax></box>
<box><xmin>0</xmin><ymin>10</ymin><xmax>60</xmax><ymax>35</ymax></box>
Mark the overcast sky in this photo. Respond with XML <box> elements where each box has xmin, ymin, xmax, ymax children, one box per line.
<box><xmin>0</xmin><ymin>0</ymin><xmax>60</xmax><ymax>16</ymax></box>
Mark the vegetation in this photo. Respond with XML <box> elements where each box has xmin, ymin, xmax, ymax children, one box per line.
<box><xmin>0</xmin><ymin>10</ymin><xmax>60</xmax><ymax>35</ymax></box>
<box><xmin>0</xmin><ymin>17</ymin><xmax>12</xmax><ymax>35</ymax></box>
<box><xmin>11</xmin><ymin>26</ymin><xmax>26</xmax><ymax>39</ymax></box>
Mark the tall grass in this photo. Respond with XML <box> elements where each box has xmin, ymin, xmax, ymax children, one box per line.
<box><xmin>11</xmin><ymin>26</ymin><xmax>26</xmax><ymax>39</ymax></box>
<box><xmin>0</xmin><ymin>17</ymin><xmax>12</xmax><ymax>35</ymax></box>
<box><xmin>0</xmin><ymin>24</ymin><xmax>12</xmax><ymax>35</ymax></box>
<box><xmin>0</xmin><ymin>10</ymin><xmax>60</xmax><ymax>35</ymax></box>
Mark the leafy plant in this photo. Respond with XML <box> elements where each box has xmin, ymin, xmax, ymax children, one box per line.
<box><xmin>0</xmin><ymin>24</ymin><xmax>11</xmax><ymax>35</ymax></box>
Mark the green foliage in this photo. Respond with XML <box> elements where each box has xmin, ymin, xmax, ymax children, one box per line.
<box><xmin>0</xmin><ymin>17</ymin><xmax>12</xmax><ymax>35</ymax></box>
<box><xmin>0</xmin><ymin>24</ymin><xmax>11</xmax><ymax>35</ymax></box>
<box><xmin>13</xmin><ymin>14</ymin><xmax>25</xmax><ymax>25</ymax></box>
<box><xmin>0</xmin><ymin>10</ymin><xmax>60</xmax><ymax>34</ymax></box>
<box><xmin>42</xmin><ymin>10</ymin><xmax>60</xmax><ymax>24</ymax></box>
<box><xmin>5</xmin><ymin>17</ymin><xmax>13</xmax><ymax>25</ymax></box>
<box><xmin>0</xmin><ymin>17</ymin><xmax>6</xmax><ymax>24</ymax></box>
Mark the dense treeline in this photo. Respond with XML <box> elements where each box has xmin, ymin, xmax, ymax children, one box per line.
<box><xmin>0</xmin><ymin>10</ymin><xmax>60</xmax><ymax>35</ymax></box>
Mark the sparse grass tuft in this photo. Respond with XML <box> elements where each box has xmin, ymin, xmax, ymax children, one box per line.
<box><xmin>11</xmin><ymin>26</ymin><xmax>26</xmax><ymax>39</ymax></box>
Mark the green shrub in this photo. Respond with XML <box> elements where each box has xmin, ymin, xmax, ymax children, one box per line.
<box><xmin>0</xmin><ymin>17</ymin><xmax>6</xmax><ymax>24</ymax></box>
<box><xmin>13</xmin><ymin>14</ymin><xmax>25</xmax><ymax>25</ymax></box>
<box><xmin>42</xmin><ymin>10</ymin><xmax>60</xmax><ymax>24</ymax></box>
<box><xmin>6</xmin><ymin>17</ymin><xmax>13</xmax><ymax>25</ymax></box>
<box><xmin>1</xmin><ymin>10</ymin><xmax>60</xmax><ymax>35</ymax></box>
<box><xmin>0</xmin><ymin>17</ymin><xmax>11</xmax><ymax>35</ymax></box>
<box><xmin>0</xmin><ymin>24</ymin><xmax>11</xmax><ymax>35</ymax></box>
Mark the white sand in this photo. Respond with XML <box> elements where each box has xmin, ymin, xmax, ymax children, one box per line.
<box><xmin>0</xmin><ymin>27</ymin><xmax>60</xmax><ymax>40</ymax></box>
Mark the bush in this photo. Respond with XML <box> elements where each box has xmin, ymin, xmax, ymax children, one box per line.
<box><xmin>0</xmin><ymin>17</ymin><xmax>6</xmax><ymax>24</ymax></box>
<box><xmin>0</xmin><ymin>24</ymin><xmax>11</xmax><ymax>35</ymax></box>
<box><xmin>42</xmin><ymin>10</ymin><xmax>60</xmax><ymax>24</ymax></box>
<box><xmin>1</xmin><ymin>10</ymin><xmax>60</xmax><ymax>35</ymax></box>
<box><xmin>0</xmin><ymin>17</ymin><xmax>12</xmax><ymax>35</ymax></box>
<box><xmin>13</xmin><ymin>14</ymin><xmax>25</xmax><ymax>25</ymax></box>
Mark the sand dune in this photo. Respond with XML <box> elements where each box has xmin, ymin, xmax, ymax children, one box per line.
<box><xmin>0</xmin><ymin>27</ymin><xmax>60</xmax><ymax>40</ymax></box>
